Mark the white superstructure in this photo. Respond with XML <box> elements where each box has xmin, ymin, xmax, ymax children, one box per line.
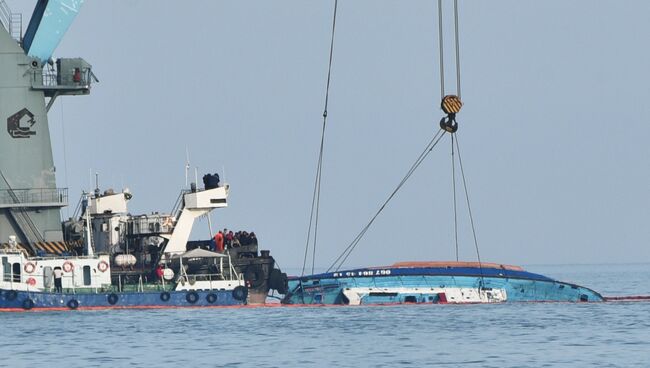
<box><xmin>0</xmin><ymin>249</ymin><xmax>112</xmax><ymax>292</ymax></box>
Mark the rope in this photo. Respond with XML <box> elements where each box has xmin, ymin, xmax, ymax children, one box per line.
<box><xmin>451</xmin><ymin>134</ymin><xmax>459</xmax><ymax>261</ymax></box>
<box><xmin>437</xmin><ymin>0</ymin><xmax>445</xmax><ymax>100</ymax></box>
<box><xmin>453</xmin><ymin>134</ymin><xmax>484</xmax><ymax>285</ymax></box>
<box><xmin>437</xmin><ymin>0</ymin><xmax>462</xmax><ymax>98</ymax></box>
<box><xmin>301</xmin><ymin>0</ymin><xmax>339</xmax><ymax>277</ymax></box>
<box><xmin>328</xmin><ymin>129</ymin><xmax>446</xmax><ymax>272</ymax></box>
<box><xmin>453</xmin><ymin>0</ymin><xmax>461</xmax><ymax>99</ymax></box>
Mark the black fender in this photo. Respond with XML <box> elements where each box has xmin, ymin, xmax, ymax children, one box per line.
<box><xmin>186</xmin><ymin>291</ymin><xmax>199</xmax><ymax>304</ymax></box>
<box><xmin>244</xmin><ymin>264</ymin><xmax>266</xmax><ymax>288</ymax></box>
<box><xmin>206</xmin><ymin>293</ymin><xmax>218</xmax><ymax>304</ymax></box>
<box><xmin>232</xmin><ymin>286</ymin><xmax>248</xmax><ymax>302</ymax></box>
<box><xmin>67</xmin><ymin>299</ymin><xmax>79</xmax><ymax>310</ymax></box>
<box><xmin>22</xmin><ymin>298</ymin><xmax>34</xmax><ymax>310</ymax></box>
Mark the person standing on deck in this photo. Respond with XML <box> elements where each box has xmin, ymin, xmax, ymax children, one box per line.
<box><xmin>215</xmin><ymin>231</ymin><xmax>224</xmax><ymax>252</ymax></box>
<box><xmin>53</xmin><ymin>267</ymin><xmax>63</xmax><ymax>293</ymax></box>
<box><xmin>225</xmin><ymin>231</ymin><xmax>234</xmax><ymax>249</ymax></box>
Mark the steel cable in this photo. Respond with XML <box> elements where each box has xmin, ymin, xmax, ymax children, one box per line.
<box><xmin>328</xmin><ymin>129</ymin><xmax>446</xmax><ymax>272</ymax></box>
<box><xmin>301</xmin><ymin>0</ymin><xmax>339</xmax><ymax>277</ymax></box>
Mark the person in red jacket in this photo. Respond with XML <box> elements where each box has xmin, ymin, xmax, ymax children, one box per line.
<box><xmin>215</xmin><ymin>231</ymin><xmax>225</xmax><ymax>252</ymax></box>
<box><xmin>155</xmin><ymin>264</ymin><xmax>164</xmax><ymax>283</ymax></box>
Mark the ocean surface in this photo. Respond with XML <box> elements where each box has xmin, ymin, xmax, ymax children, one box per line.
<box><xmin>1</xmin><ymin>263</ymin><xmax>649</xmax><ymax>368</ymax></box>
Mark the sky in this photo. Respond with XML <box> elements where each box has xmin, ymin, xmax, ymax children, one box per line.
<box><xmin>7</xmin><ymin>1</ymin><xmax>650</xmax><ymax>270</ymax></box>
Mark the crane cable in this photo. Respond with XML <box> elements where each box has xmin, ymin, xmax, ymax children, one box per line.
<box><xmin>451</xmin><ymin>134</ymin><xmax>459</xmax><ymax>262</ymax></box>
<box><xmin>327</xmin><ymin>0</ymin><xmax>474</xmax><ymax>272</ymax></box>
<box><xmin>301</xmin><ymin>0</ymin><xmax>339</xmax><ymax>277</ymax></box>
<box><xmin>439</xmin><ymin>0</ymin><xmax>485</xmax><ymax>285</ymax></box>
<box><xmin>454</xmin><ymin>133</ymin><xmax>485</xmax><ymax>285</ymax></box>
<box><xmin>328</xmin><ymin>129</ymin><xmax>446</xmax><ymax>272</ymax></box>
<box><xmin>438</xmin><ymin>0</ymin><xmax>461</xmax><ymax>100</ymax></box>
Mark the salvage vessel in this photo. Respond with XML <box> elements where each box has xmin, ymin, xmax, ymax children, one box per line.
<box><xmin>0</xmin><ymin>1</ymin><xmax>286</xmax><ymax>311</ymax></box>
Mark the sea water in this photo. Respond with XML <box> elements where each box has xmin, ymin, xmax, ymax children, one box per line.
<box><xmin>1</xmin><ymin>263</ymin><xmax>649</xmax><ymax>368</ymax></box>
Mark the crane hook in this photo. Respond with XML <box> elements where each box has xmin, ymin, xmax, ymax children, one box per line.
<box><xmin>439</xmin><ymin>95</ymin><xmax>463</xmax><ymax>133</ymax></box>
<box><xmin>440</xmin><ymin>114</ymin><xmax>458</xmax><ymax>133</ymax></box>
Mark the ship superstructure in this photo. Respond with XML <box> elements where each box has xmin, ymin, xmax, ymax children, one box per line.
<box><xmin>0</xmin><ymin>0</ymin><xmax>92</xmax><ymax>255</ymax></box>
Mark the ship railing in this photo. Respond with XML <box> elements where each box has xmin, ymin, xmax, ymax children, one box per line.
<box><xmin>4</xmin><ymin>271</ymin><xmax>82</xmax><ymax>294</ymax></box>
<box><xmin>38</xmin><ymin>70</ymin><xmax>59</xmax><ymax>87</ymax></box>
<box><xmin>0</xmin><ymin>188</ymin><xmax>68</xmax><ymax>208</ymax></box>
<box><xmin>126</xmin><ymin>216</ymin><xmax>174</xmax><ymax>236</ymax></box>
<box><xmin>0</xmin><ymin>1</ymin><xmax>9</xmax><ymax>31</ymax></box>
<box><xmin>27</xmin><ymin>254</ymin><xmax>104</xmax><ymax>261</ymax></box>
<box><xmin>31</xmin><ymin>67</ymin><xmax>94</xmax><ymax>89</ymax></box>
<box><xmin>0</xmin><ymin>1</ymin><xmax>20</xmax><ymax>42</ymax></box>
<box><xmin>170</xmin><ymin>189</ymin><xmax>190</xmax><ymax>219</ymax></box>
<box><xmin>176</xmin><ymin>273</ymin><xmax>243</xmax><ymax>291</ymax></box>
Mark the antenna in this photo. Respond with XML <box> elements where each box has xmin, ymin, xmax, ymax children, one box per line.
<box><xmin>185</xmin><ymin>147</ymin><xmax>190</xmax><ymax>188</ymax></box>
<box><xmin>194</xmin><ymin>167</ymin><xmax>198</xmax><ymax>189</ymax></box>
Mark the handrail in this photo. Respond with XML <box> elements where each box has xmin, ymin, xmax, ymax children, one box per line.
<box><xmin>0</xmin><ymin>1</ymin><xmax>10</xmax><ymax>31</ymax></box>
<box><xmin>0</xmin><ymin>171</ymin><xmax>46</xmax><ymax>247</ymax></box>
<box><xmin>0</xmin><ymin>187</ymin><xmax>68</xmax><ymax>206</ymax></box>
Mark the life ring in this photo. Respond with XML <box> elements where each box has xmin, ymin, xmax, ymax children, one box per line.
<box><xmin>67</xmin><ymin>299</ymin><xmax>79</xmax><ymax>310</ymax></box>
<box><xmin>186</xmin><ymin>291</ymin><xmax>199</xmax><ymax>304</ymax></box>
<box><xmin>107</xmin><ymin>293</ymin><xmax>119</xmax><ymax>305</ymax></box>
<box><xmin>232</xmin><ymin>286</ymin><xmax>248</xmax><ymax>302</ymax></box>
<box><xmin>160</xmin><ymin>292</ymin><xmax>171</xmax><ymax>302</ymax></box>
<box><xmin>63</xmin><ymin>261</ymin><xmax>74</xmax><ymax>273</ymax></box>
<box><xmin>26</xmin><ymin>277</ymin><xmax>36</xmax><ymax>286</ymax></box>
<box><xmin>22</xmin><ymin>298</ymin><xmax>34</xmax><ymax>310</ymax></box>
<box><xmin>206</xmin><ymin>293</ymin><xmax>218</xmax><ymax>304</ymax></box>
<box><xmin>244</xmin><ymin>265</ymin><xmax>266</xmax><ymax>288</ymax></box>
<box><xmin>97</xmin><ymin>260</ymin><xmax>109</xmax><ymax>272</ymax></box>
<box><xmin>24</xmin><ymin>262</ymin><xmax>36</xmax><ymax>274</ymax></box>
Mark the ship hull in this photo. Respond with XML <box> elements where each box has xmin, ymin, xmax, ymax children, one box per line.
<box><xmin>0</xmin><ymin>288</ymin><xmax>244</xmax><ymax>312</ymax></box>
<box><xmin>282</xmin><ymin>266</ymin><xmax>604</xmax><ymax>305</ymax></box>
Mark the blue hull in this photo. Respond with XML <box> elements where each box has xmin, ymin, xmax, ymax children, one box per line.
<box><xmin>284</xmin><ymin>266</ymin><xmax>604</xmax><ymax>304</ymax></box>
<box><xmin>0</xmin><ymin>289</ymin><xmax>244</xmax><ymax>311</ymax></box>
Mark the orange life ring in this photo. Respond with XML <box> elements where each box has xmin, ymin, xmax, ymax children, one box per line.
<box><xmin>26</xmin><ymin>277</ymin><xmax>36</xmax><ymax>286</ymax></box>
<box><xmin>63</xmin><ymin>261</ymin><xmax>74</xmax><ymax>273</ymax></box>
<box><xmin>24</xmin><ymin>262</ymin><xmax>36</xmax><ymax>274</ymax></box>
<box><xmin>97</xmin><ymin>260</ymin><xmax>109</xmax><ymax>272</ymax></box>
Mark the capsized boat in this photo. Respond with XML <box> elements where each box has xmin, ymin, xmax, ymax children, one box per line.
<box><xmin>283</xmin><ymin>262</ymin><xmax>603</xmax><ymax>305</ymax></box>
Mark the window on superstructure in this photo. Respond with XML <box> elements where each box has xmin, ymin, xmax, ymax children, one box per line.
<box><xmin>82</xmin><ymin>265</ymin><xmax>91</xmax><ymax>286</ymax></box>
<box><xmin>1</xmin><ymin>257</ymin><xmax>9</xmax><ymax>282</ymax></box>
<box><xmin>12</xmin><ymin>263</ymin><xmax>20</xmax><ymax>282</ymax></box>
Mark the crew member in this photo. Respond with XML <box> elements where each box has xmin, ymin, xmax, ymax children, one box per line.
<box><xmin>215</xmin><ymin>231</ymin><xmax>224</xmax><ymax>252</ymax></box>
<box><xmin>155</xmin><ymin>264</ymin><xmax>164</xmax><ymax>282</ymax></box>
<box><xmin>53</xmin><ymin>267</ymin><xmax>63</xmax><ymax>293</ymax></box>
